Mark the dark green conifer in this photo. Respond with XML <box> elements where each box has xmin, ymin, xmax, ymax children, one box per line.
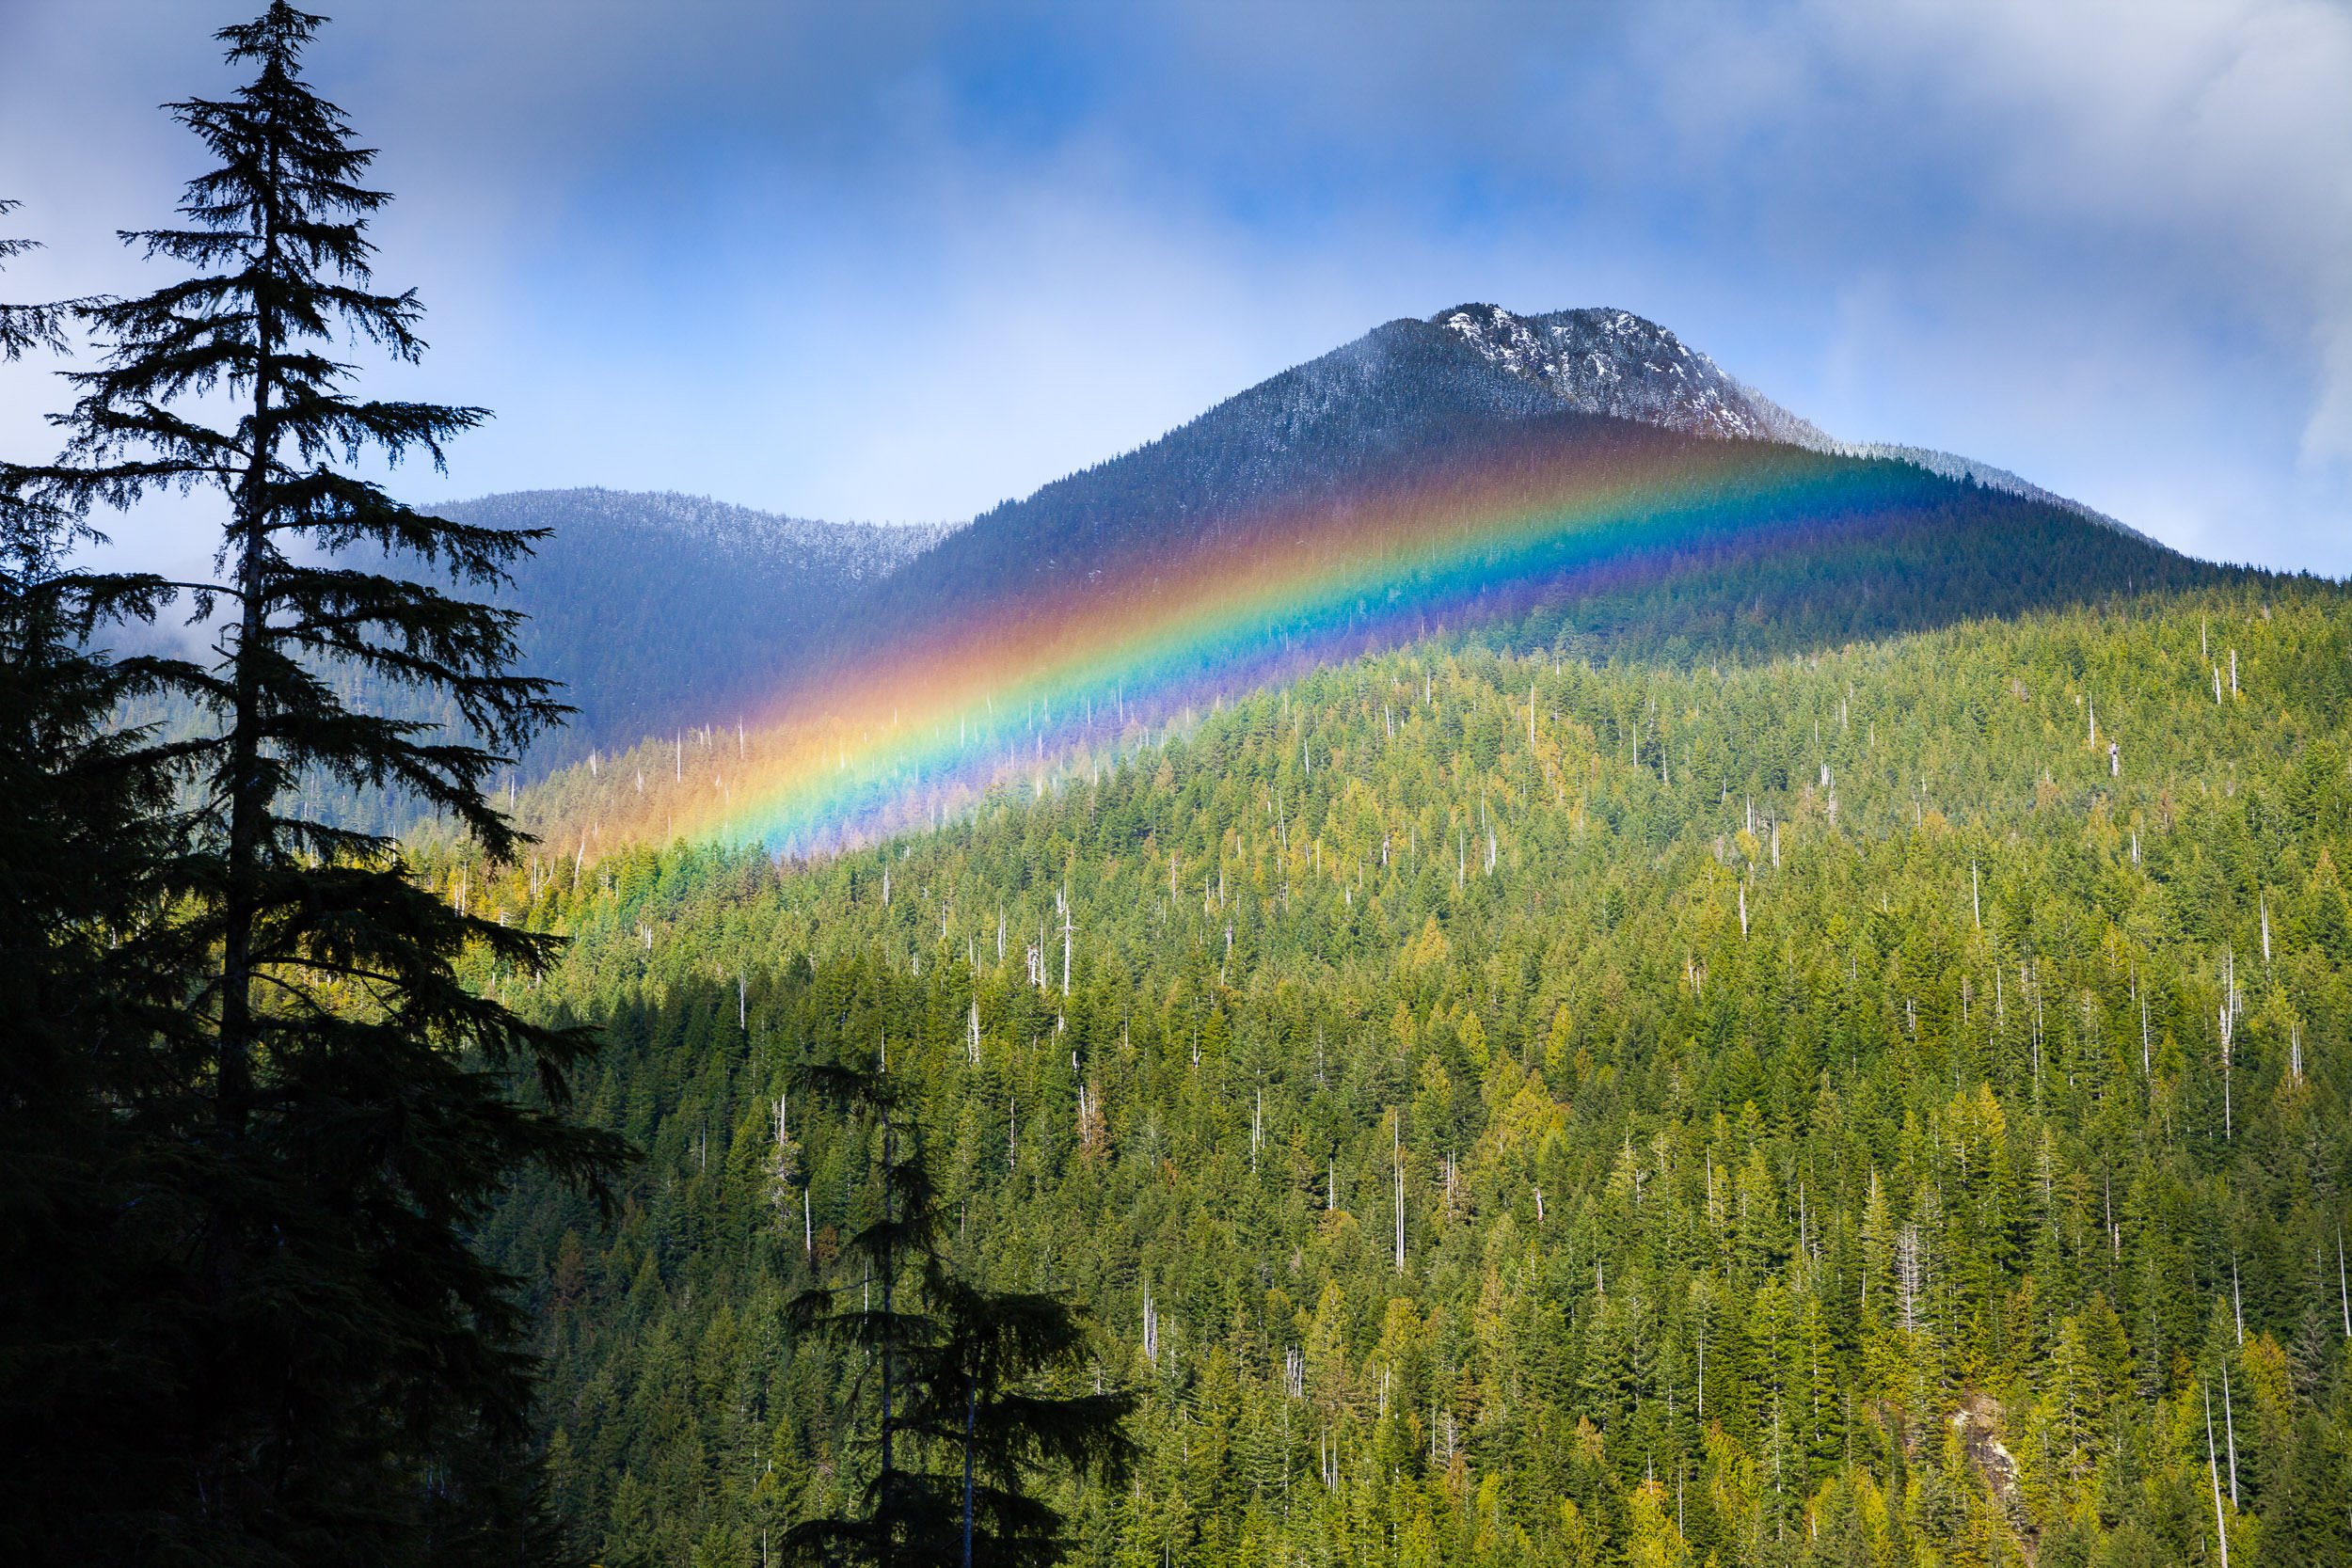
<box><xmin>0</xmin><ymin>194</ymin><xmax>198</xmax><ymax>1568</ymax></box>
<box><xmin>910</xmin><ymin>1275</ymin><xmax>1136</xmax><ymax>1568</ymax></box>
<box><xmin>786</xmin><ymin>1051</ymin><xmax>957</xmax><ymax>1566</ymax></box>
<box><xmin>33</xmin><ymin>9</ymin><xmax>622</xmax><ymax>1562</ymax></box>
<box><xmin>787</xmin><ymin>1049</ymin><xmax>1132</xmax><ymax>1567</ymax></box>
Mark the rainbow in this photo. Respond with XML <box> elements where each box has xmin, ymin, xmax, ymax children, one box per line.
<box><xmin>595</xmin><ymin>420</ymin><xmax>1990</xmax><ymax>852</ymax></box>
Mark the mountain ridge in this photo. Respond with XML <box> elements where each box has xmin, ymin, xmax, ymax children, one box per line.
<box><xmin>355</xmin><ymin>305</ymin><xmax>2179</xmax><ymax>790</ymax></box>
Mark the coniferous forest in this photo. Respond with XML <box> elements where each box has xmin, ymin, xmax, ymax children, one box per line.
<box><xmin>5</xmin><ymin>8</ymin><xmax>2351</xmax><ymax>1568</ymax></box>
<box><xmin>458</xmin><ymin>584</ymin><xmax>2352</xmax><ymax>1567</ymax></box>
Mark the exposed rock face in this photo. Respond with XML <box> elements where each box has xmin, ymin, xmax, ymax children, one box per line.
<box><xmin>1431</xmin><ymin>303</ymin><xmax>1833</xmax><ymax>444</ymax></box>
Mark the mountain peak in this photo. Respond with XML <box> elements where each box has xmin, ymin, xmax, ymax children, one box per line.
<box><xmin>1410</xmin><ymin>303</ymin><xmax>2134</xmax><ymax>535</ymax></box>
<box><xmin>1426</xmin><ymin>302</ymin><xmax>1829</xmax><ymax>445</ymax></box>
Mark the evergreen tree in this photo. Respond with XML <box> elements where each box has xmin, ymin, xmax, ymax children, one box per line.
<box><xmin>0</xmin><ymin>194</ymin><xmax>198</xmax><ymax>1568</ymax></box>
<box><xmin>33</xmin><ymin>10</ymin><xmax>622</xmax><ymax>1562</ymax></box>
<box><xmin>787</xmin><ymin>1047</ymin><xmax>1133</xmax><ymax>1566</ymax></box>
<box><xmin>909</xmin><ymin>1275</ymin><xmax>1136</xmax><ymax>1568</ymax></box>
<box><xmin>0</xmin><ymin>199</ymin><xmax>69</xmax><ymax>359</ymax></box>
<box><xmin>786</xmin><ymin>1049</ymin><xmax>956</xmax><ymax>1566</ymax></box>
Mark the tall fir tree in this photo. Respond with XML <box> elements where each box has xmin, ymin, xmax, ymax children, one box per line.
<box><xmin>0</xmin><ymin>200</ymin><xmax>69</xmax><ymax>359</ymax></box>
<box><xmin>35</xmin><ymin>9</ymin><xmax>623</xmax><ymax>1563</ymax></box>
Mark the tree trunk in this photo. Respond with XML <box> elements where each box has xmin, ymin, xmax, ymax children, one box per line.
<box><xmin>218</xmin><ymin>166</ymin><xmax>282</xmax><ymax>1142</ymax></box>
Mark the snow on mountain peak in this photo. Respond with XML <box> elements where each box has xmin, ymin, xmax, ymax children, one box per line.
<box><xmin>1431</xmin><ymin>303</ymin><xmax>1820</xmax><ymax>444</ymax></box>
<box><xmin>1425</xmin><ymin>303</ymin><xmax>2135</xmax><ymax>535</ymax></box>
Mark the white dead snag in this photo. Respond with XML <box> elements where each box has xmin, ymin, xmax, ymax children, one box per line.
<box><xmin>2220</xmin><ymin>1001</ymin><xmax>2234</xmax><ymax>1140</ymax></box>
<box><xmin>2223</xmin><ymin>1365</ymin><xmax>2240</xmax><ymax>1506</ymax></box>
<box><xmin>2338</xmin><ymin>1223</ymin><xmax>2349</xmax><ymax>1335</ymax></box>
<box><xmin>2204</xmin><ymin>1381</ymin><xmax>2232</xmax><ymax>1568</ymax></box>
<box><xmin>1393</xmin><ymin>1115</ymin><xmax>1406</xmax><ymax>1274</ymax></box>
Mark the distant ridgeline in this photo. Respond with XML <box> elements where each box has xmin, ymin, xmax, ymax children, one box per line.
<box><xmin>103</xmin><ymin>490</ymin><xmax>956</xmax><ymax>835</ymax></box>
<box><xmin>462</xmin><ymin>583</ymin><xmax>2352</xmax><ymax>1568</ymax></box>
<box><xmin>427</xmin><ymin>489</ymin><xmax>955</xmax><ymax>775</ymax></box>
<box><xmin>520</xmin><ymin>411</ymin><xmax>2215</xmax><ymax>859</ymax></box>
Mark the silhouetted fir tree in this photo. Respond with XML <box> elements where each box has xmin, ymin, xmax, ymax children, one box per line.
<box><xmin>34</xmin><ymin>11</ymin><xmax>623</xmax><ymax>1563</ymax></box>
<box><xmin>786</xmin><ymin>1051</ymin><xmax>957</xmax><ymax>1567</ymax></box>
<box><xmin>908</xmin><ymin>1276</ymin><xmax>1136</xmax><ymax>1568</ymax></box>
<box><xmin>0</xmin><ymin>195</ymin><xmax>200</xmax><ymax>1568</ymax></box>
<box><xmin>0</xmin><ymin>200</ymin><xmax>69</xmax><ymax>360</ymax></box>
<box><xmin>787</xmin><ymin>1050</ymin><xmax>1133</xmax><ymax>1567</ymax></box>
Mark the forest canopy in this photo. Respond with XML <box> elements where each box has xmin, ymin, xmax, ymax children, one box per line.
<box><xmin>463</xmin><ymin>582</ymin><xmax>2352</xmax><ymax>1567</ymax></box>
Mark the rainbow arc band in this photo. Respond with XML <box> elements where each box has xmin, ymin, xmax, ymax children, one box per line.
<box><xmin>646</xmin><ymin>427</ymin><xmax>1957</xmax><ymax>852</ymax></box>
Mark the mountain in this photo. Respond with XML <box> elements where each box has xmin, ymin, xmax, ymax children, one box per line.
<box><xmin>107</xmin><ymin>489</ymin><xmax>952</xmax><ymax>832</ymax></box>
<box><xmin>445</xmin><ymin>488</ymin><xmax>953</xmax><ymax>769</ymax></box>
<box><xmin>376</xmin><ymin>489</ymin><xmax>955</xmax><ymax>771</ymax></box>
<box><xmin>326</xmin><ymin>305</ymin><xmax>2164</xmax><ymax>808</ymax></box>
<box><xmin>481</xmin><ymin>305</ymin><xmax>2224</xmax><ymax>854</ymax></box>
<box><xmin>437</xmin><ymin>308</ymin><xmax>2349</xmax><ymax>1567</ymax></box>
<box><xmin>808</xmin><ymin>303</ymin><xmax>2167</xmax><ymax>673</ymax></box>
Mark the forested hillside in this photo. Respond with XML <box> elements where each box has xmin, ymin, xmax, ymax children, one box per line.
<box><xmin>453</xmin><ymin>582</ymin><xmax>2352</xmax><ymax>1567</ymax></box>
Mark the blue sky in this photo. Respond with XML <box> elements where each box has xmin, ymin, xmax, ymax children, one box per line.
<box><xmin>4</xmin><ymin>0</ymin><xmax>2347</xmax><ymax>573</ymax></box>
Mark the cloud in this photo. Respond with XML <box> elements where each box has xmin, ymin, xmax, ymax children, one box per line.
<box><xmin>1</xmin><ymin>0</ymin><xmax>2344</xmax><ymax>573</ymax></box>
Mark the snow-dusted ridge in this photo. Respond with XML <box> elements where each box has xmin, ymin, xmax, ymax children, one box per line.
<box><xmin>436</xmin><ymin>487</ymin><xmax>962</xmax><ymax>580</ymax></box>
<box><xmin>1435</xmin><ymin>304</ymin><xmax>2143</xmax><ymax>541</ymax></box>
<box><xmin>1436</xmin><ymin>304</ymin><xmax>1819</xmax><ymax>443</ymax></box>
